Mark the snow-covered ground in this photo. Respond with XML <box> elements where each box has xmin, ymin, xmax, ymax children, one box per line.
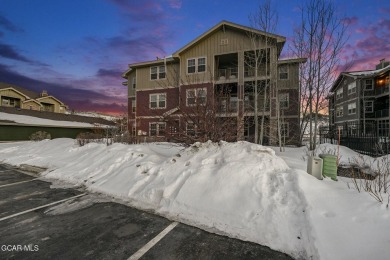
<box><xmin>0</xmin><ymin>139</ymin><xmax>389</xmax><ymax>260</ymax></box>
<box><xmin>0</xmin><ymin>112</ymin><xmax>96</xmax><ymax>127</ymax></box>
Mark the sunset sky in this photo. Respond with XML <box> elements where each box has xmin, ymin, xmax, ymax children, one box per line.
<box><xmin>0</xmin><ymin>0</ymin><xmax>389</xmax><ymax>115</ymax></box>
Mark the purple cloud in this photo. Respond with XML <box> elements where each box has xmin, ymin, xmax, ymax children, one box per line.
<box><xmin>0</xmin><ymin>43</ymin><xmax>32</xmax><ymax>63</ymax></box>
<box><xmin>342</xmin><ymin>18</ymin><xmax>390</xmax><ymax>71</ymax></box>
<box><xmin>0</xmin><ymin>63</ymin><xmax>127</xmax><ymax>115</ymax></box>
<box><xmin>96</xmin><ymin>68</ymin><xmax>124</xmax><ymax>78</ymax></box>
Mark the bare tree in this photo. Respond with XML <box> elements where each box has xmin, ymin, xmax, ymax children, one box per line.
<box><xmin>142</xmin><ymin>64</ymin><xmax>245</xmax><ymax>145</ymax></box>
<box><xmin>248</xmin><ymin>0</ymin><xmax>280</xmax><ymax>148</ymax></box>
<box><xmin>291</xmin><ymin>0</ymin><xmax>348</xmax><ymax>150</ymax></box>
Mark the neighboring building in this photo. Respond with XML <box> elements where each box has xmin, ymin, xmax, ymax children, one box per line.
<box><xmin>0</xmin><ymin>82</ymin><xmax>67</xmax><ymax>113</ymax></box>
<box><xmin>122</xmin><ymin>20</ymin><xmax>305</xmax><ymax>145</ymax></box>
<box><xmin>329</xmin><ymin>59</ymin><xmax>390</xmax><ymax>137</ymax></box>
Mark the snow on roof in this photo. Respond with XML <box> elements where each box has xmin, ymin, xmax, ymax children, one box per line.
<box><xmin>348</xmin><ymin>64</ymin><xmax>390</xmax><ymax>76</ymax></box>
<box><xmin>0</xmin><ymin>112</ymin><xmax>102</xmax><ymax>128</ymax></box>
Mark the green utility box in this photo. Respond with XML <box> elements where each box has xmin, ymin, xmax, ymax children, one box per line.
<box><xmin>319</xmin><ymin>154</ymin><xmax>338</xmax><ymax>181</ymax></box>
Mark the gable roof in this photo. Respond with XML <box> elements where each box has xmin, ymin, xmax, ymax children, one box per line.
<box><xmin>173</xmin><ymin>20</ymin><xmax>286</xmax><ymax>56</ymax></box>
<box><xmin>0</xmin><ymin>82</ymin><xmax>39</xmax><ymax>99</ymax></box>
<box><xmin>331</xmin><ymin>64</ymin><xmax>390</xmax><ymax>92</ymax></box>
<box><xmin>36</xmin><ymin>95</ymin><xmax>65</xmax><ymax>105</ymax></box>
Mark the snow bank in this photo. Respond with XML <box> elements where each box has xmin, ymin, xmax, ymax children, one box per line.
<box><xmin>0</xmin><ymin>139</ymin><xmax>317</xmax><ymax>259</ymax></box>
<box><xmin>1</xmin><ymin>140</ymin><xmax>390</xmax><ymax>259</ymax></box>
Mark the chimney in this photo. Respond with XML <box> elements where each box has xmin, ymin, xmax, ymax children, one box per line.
<box><xmin>41</xmin><ymin>90</ymin><xmax>48</xmax><ymax>97</ymax></box>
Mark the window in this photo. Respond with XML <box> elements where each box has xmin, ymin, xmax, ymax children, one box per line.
<box><xmin>132</xmin><ymin>77</ymin><xmax>136</xmax><ymax>89</ymax></box>
<box><xmin>348</xmin><ymin>102</ymin><xmax>356</xmax><ymax>115</ymax></box>
<box><xmin>365</xmin><ymin>79</ymin><xmax>373</xmax><ymax>90</ymax></box>
<box><xmin>281</xmin><ymin>122</ymin><xmax>289</xmax><ymax>137</ymax></box>
<box><xmin>348</xmin><ymin>82</ymin><xmax>356</xmax><ymax>94</ymax></box>
<box><xmin>186</xmin><ymin>122</ymin><xmax>195</xmax><ymax>136</ymax></box>
<box><xmin>186</xmin><ymin>88</ymin><xmax>206</xmax><ymax>106</ymax></box>
<box><xmin>187</xmin><ymin>59</ymin><xmax>196</xmax><ymax>73</ymax></box>
<box><xmin>149</xmin><ymin>122</ymin><xmax>166</xmax><ymax>136</ymax></box>
<box><xmin>279</xmin><ymin>93</ymin><xmax>289</xmax><ymax>108</ymax></box>
<box><xmin>336</xmin><ymin>106</ymin><xmax>343</xmax><ymax>117</ymax></box>
<box><xmin>150</xmin><ymin>66</ymin><xmax>165</xmax><ymax>80</ymax></box>
<box><xmin>150</xmin><ymin>67</ymin><xmax>157</xmax><ymax>80</ymax></box>
<box><xmin>159</xmin><ymin>66</ymin><xmax>166</xmax><ymax>79</ymax></box>
<box><xmin>336</xmin><ymin>88</ymin><xmax>343</xmax><ymax>99</ymax></box>
<box><xmin>187</xmin><ymin>57</ymin><xmax>206</xmax><ymax>74</ymax></box>
<box><xmin>279</xmin><ymin>65</ymin><xmax>288</xmax><ymax>80</ymax></box>
<box><xmin>132</xmin><ymin>100</ymin><xmax>136</xmax><ymax>113</ymax></box>
<box><xmin>149</xmin><ymin>93</ymin><xmax>166</xmax><ymax>109</ymax></box>
<box><xmin>198</xmin><ymin>58</ymin><xmax>206</xmax><ymax>72</ymax></box>
<box><xmin>364</xmin><ymin>101</ymin><xmax>373</xmax><ymax>113</ymax></box>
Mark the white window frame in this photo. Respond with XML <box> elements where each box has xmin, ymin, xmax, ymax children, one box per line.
<box><xmin>336</xmin><ymin>87</ymin><xmax>343</xmax><ymax>100</ymax></box>
<box><xmin>279</xmin><ymin>93</ymin><xmax>289</xmax><ymax>109</ymax></box>
<box><xmin>149</xmin><ymin>122</ymin><xmax>166</xmax><ymax>137</ymax></box>
<box><xmin>279</xmin><ymin>65</ymin><xmax>288</xmax><ymax>80</ymax></box>
<box><xmin>348</xmin><ymin>82</ymin><xmax>356</xmax><ymax>95</ymax></box>
<box><xmin>132</xmin><ymin>77</ymin><xmax>136</xmax><ymax>89</ymax></box>
<box><xmin>365</xmin><ymin>79</ymin><xmax>373</xmax><ymax>90</ymax></box>
<box><xmin>186</xmin><ymin>88</ymin><xmax>207</xmax><ymax>106</ymax></box>
<box><xmin>187</xmin><ymin>57</ymin><xmax>206</xmax><ymax>74</ymax></box>
<box><xmin>149</xmin><ymin>93</ymin><xmax>166</xmax><ymax>109</ymax></box>
<box><xmin>150</xmin><ymin>65</ymin><xmax>166</xmax><ymax>80</ymax></box>
<box><xmin>364</xmin><ymin>101</ymin><xmax>374</xmax><ymax>113</ymax></box>
<box><xmin>336</xmin><ymin>106</ymin><xmax>343</xmax><ymax>117</ymax></box>
<box><xmin>186</xmin><ymin>122</ymin><xmax>195</xmax><ymax>136</ymax></box>
<box><xmin>348</xmin><ymin>102</ymin><xmax>356</xmax><ymax>115</ymax></box>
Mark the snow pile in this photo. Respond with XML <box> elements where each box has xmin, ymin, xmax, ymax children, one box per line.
<box><xmin>1</xmin><ymin>139</ymin><xmax>390</xmax><ymax>259</ymax></box>
<box><xmin>0</xmin><ymin>112</ymin><xmax>95</xmax><ymax>127</ymax></box>
<box><xmin>0</xmin><ymin>139</ymin><xmax>317</xmax><ymax>259</ymax></box>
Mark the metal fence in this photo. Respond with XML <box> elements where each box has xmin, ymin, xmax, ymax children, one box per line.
<box><xmin>319</xmin><ymin>122</ymin><xmax>390</xmax><ymax>157</ymax></box>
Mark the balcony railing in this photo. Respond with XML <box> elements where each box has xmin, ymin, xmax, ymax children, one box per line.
<box><xmin>375</xmin><ymin>109</ymin><xmax>389</xmax><ymax>118</ymax></box>
<box><xmin>244</xmin><ymin>98</ymin><xmax>270</xmax><ymax>112</ymax></box>
<box><xmin>217</xmin><ymin>67</ymin><xmax>238</xmax><ymax>80</ymax></box>
<box><xmin>375</xmin><ymin>85</ymin><xmax>389</xmax><ymax>95</ymax></box>
<box><xmin>244</xmin><ymin>66</ymin><xmax>270</xmax><ymax>77</ymax></box>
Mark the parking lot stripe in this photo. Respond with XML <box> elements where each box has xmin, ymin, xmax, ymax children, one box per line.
<box><xmin>0</xmin><ymin>193</ymin><xmax>87</xmax><ymax>222</ymax></box>
<box><xmin>128</xmin><ymin>222</ymin><xmax>179</xmax><ymax>260</ymax></box>
<box><xmin>0</xmin><ymin>179</ymin><xmax>38</xmax><ymax>188</ymax></box>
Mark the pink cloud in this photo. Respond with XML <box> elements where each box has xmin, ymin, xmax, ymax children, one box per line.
<box><xmin>340</xmin><ymin>17</ymin><xmax>390</xmax><ymax>72</ymax></box>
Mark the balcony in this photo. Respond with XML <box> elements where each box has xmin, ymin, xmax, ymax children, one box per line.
<box><xmin>375</xmin><ymin>109</ymin><xmax>389</xmax><ymax>118</ymax></box>
<box><xmin>375</xmin><ymin>85</ymin><xmax>389</xmax><ymax>96</ymax></box>
<box><xmin>244</xmin><ymin>66</ymin><xmax>270</xmax><ymax>78</ymax></box>
<box><xmin>244</xmin><ymin>96</ymin><xmax>270</xmax><ymax>113</ymax></box>
<box><xmin>217</xmin><ymin>67</ymin><xmax>238</xmax><ymax>81</ymax></box>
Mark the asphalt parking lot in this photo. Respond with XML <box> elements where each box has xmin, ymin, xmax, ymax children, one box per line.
<box><xmin>0</xmin><ymin>164</ymin><xmax>293</xmax><ymax>260</ymax></box>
